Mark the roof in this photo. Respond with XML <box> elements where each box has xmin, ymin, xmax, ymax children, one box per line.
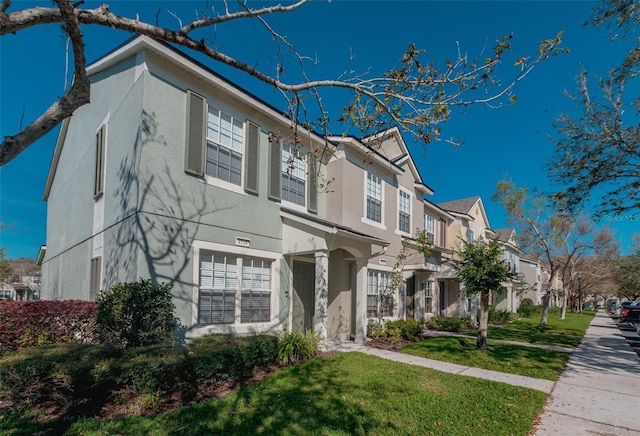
<box><xmin>437</xmin><ymin>196</ymin><xmax>481</xmax><ymax>215</ymax></box>
<box><xmin>493</xmin><ymin>228</ymin><xmax>515</xmax><ymax>243</ymax></box>
<box><xmin>280</xmin><ymin>207</ymin><xmax>388</xmax><ymax>246</ymax></box>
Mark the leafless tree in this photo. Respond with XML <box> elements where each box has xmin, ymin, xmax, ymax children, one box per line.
<box><xmin>0</xmin><ymin>0</ymin><xmax>565</xmax><ymax>166</ymax></box>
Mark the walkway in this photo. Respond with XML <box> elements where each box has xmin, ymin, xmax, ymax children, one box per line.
<box><xmin>532</xmin><ymin>310</ymin><xmax>640</xmax><ymax>435</ymax></box>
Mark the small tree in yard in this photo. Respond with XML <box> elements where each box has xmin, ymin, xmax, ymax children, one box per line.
<box><xmin>452</xmin><ymin>239</ymin><xmax>515</xmax><ymax>349</ymax></box>
<box><xmin>95</xmin><ymin>278</ymin><xmax>178</xmax><ymax>348</ymax></box>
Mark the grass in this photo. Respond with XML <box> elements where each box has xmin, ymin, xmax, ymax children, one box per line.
<box><xmin>402</xmin><ymin>336</ymin><xmax>570</xmax><ymax>380</ymax></box>
<box><xmin>1</xmin><ymin>352</ymin><xmax>546</xmax><ymax>436</ymax></box>
<box><xmin>473</xmin><ymin>310</ymin><xmax>595</xmax><ymax>348</ymax></box>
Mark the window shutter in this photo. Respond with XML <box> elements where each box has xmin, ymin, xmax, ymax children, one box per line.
<box><xmin>307</xmin><ymin>154</ymin><xmax>318</xmax><ymax>213</ymax></box>
<box><xmin>268</xmin><ymin>136</ymin><xmax>282</xmax><ymax>201</ymax></box>
<box><xmin>185</xmin><ymin>90</ymin><xmax>206</xmax><ymax>177</ymax></box>
<box><xmin>90</xmin><ymin>256</ymin><xmax>102</xmax><ymax>300</ymax></box>
<box><xmin>93</xmin><ymin>125</ymin><xmax>106</xmax><ymax>198</ymax></box>
<box><xmin>244</xmin><ymin>122</ymin><xmax>260</xmax><ymax>195</ymax></box>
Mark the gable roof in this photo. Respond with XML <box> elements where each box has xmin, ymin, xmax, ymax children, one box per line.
<box><xmin>493</xmin><ymin>227</ymin><xmax>515</xmax><ymax>243</ymax></box>
<box><xmin>328</xmin><ymin>127</ymin><xmax>434</xmax><ymax>196</ymax></box>
<box><xmin>437</xmin><ymin>196</ymin><xmax>481</xmax><ymax>215</ymax></box>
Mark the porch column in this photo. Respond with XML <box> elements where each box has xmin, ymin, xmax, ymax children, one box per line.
<box><xmin>354</xmin><ymin>257</ymin><xmax>368</xmax><ymax>344</ymax></box>
<box><xmin>314</xmin><ymin>250</ymin><xmax>329</xmax><ymax>345</ymax></box>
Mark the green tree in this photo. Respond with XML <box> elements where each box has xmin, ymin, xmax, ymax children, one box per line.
<box><xmin>0</xmin><ymin>0</ymin><xmax>564</xmax><ymax>166</ymax></box>
<box><xmin>494</xmin><ymin>179</ymin><xmax>615</xmax><ymax>325</ymax></box>
<box><xmin>613</xmin><ymin>242</ymin><xmax>640</xmax><ymax>300</ymax></box>
<box><xmin>0</xmin><ymin>248</ymin><xmax>14</xmax><ymax>282</ymax></box>
<box><xmin>548</xmin><ymin>0</ymin><xmax>639</xmax><ymax>216</ymax></box>
<box><xmin>452</xmin><ymin>239</ymin><xmax>515</xmax><ymax>349</ymax></box>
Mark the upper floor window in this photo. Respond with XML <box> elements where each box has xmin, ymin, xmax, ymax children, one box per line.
<box><xmin>424</xmin><ymin>214</ymin><xmax>436</xmax><ymax>243</ymax></box>
<box><xmin>466</xmin><ymin>227</ymin><xmax>475</xmax><ymax>243</ymax></box>
<box><xmin>398</xmin><ymin>189</ymin><xmax>411</xmax><ymax>234</ymax></box>
<box><xmin>94</xmin><ymin>125</ymin><xmax>106</xmax><ymax>199</ymax></box>
<box><xmin>366</xmin><ymin>172</ymin><xmax>383</xmax><ymax>223</ymax></box>
<box><xmin>206</xmin><ymin>108</ymin><xmax>244</xmax><ymax>185</ymax></box>
<box><xmin>281</xmin><ymin>144</ymin><xmax>306</xmax><ymax>206</ymax></box>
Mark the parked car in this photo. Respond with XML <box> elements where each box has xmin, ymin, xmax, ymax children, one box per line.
<box><xmin>620</xmin><ymin>301</ymin><xmax>640</xmax><ymax>324</ymax></box>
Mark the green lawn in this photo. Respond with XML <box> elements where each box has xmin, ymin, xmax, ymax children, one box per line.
<box><xmin>402</xmin><ymin>336</ymin><xmax>570</xmax><ymax>380</ymax></box>
<box><xmin>470</xmin><ymin>311</ymin><xmax>595</xmax><ymax>348</ymax></box>
<box><xmin>1</xmin><ymin>352</ymin><xmax>547</xmax><ymax>436</ymax></box>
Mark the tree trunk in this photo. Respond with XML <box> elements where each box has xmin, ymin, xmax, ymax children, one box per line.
<box><xmin>540</xmin><ymin>291</ymin><xmax>551</xmax><ymax>327</ymax></box>
<box><xmin>477</xmin><ymin>291</ymin><xmax>490</xmax><ymax>349</ymax></box>
<box><xmin>560</xmin><ymin>287</ymin><xmax>568</xmax><ymax>319</ymax></box>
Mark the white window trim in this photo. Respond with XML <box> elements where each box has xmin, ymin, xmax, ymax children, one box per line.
<box><xmin>395</xmin><ymin>187</ymin><xmax>412</xmax><ymax>237</ymax></box>
<box><xmin>202</xmin><ymin>106</ymin><xmax>247</xmax><ymax>193</ymax></box>
<box><xmin>362</xmin><ymin>171</ymin><xmax>386</xmax><ymax>230</ymax></box>
<box><xmin>366</xmin><ymin>268</ymin><xmax>394</xmax><ymax>319</ymax></box>
<box><xmin>190</xmin><ymin>240</ymin><xmax>281</xmax><ymax>336</ymax></box>
<box><xmin>280</xmin><ymin>146</ymin><xmax>308</xmax><ymax>212</ymax></box>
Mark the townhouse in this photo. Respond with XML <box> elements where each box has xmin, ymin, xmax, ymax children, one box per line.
<box><xmin>39</xmin><ymin>36</ymin><xmax>548</xmax><ymax>346</ymax></box>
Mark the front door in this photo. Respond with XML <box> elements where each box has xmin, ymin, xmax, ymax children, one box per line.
<box><xmin>292</xmin><ymin>261</ymin><xmax>315</xmax><ymax>332</ymax></box>
<box><xmin>406</xmin><ymin>276</ymin><xmax>415</xmax><ymax>319</ymax></box>
<box><xmin>439</xmin><ymin>281</ymin><xmax>447</xmax><ymax>316</ymax></box>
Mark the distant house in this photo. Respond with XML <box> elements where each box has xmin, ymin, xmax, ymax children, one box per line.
<box><xmin>492</xmin><ymin>228</ymin><xmax>523</xmax><ymax>312</ymax></box>
<box><xmin>325</xmin><ymin>128</ymin><xmax>454</xmax><ymax>333</ymax></box>
<box><xmin>519</xmin><ymin>253</ymin><xmax>543</xmax><ymax>305</ymax></box>
<box><xmin>0</xmin><ymin>274</ymin><xmax>40</xmax><ymax>301</ymax></box>
<box><xmin>436</xmin><ymin>196</ymin><xmax>494</xmax><ymax>320</ymax></box>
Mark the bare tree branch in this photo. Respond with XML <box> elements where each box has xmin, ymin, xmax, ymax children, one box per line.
<box><xmin>0</xmin><ymin>2</ymin><xmax>564</xmax><ymax>166</ymax></box>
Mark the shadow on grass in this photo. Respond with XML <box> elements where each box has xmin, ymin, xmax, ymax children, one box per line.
<box><xmin>402</xmin><ymin>337</ymin><xmax>570</xmax><ymax>380</ymax></box>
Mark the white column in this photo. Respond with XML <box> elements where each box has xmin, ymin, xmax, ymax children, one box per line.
<box><xmin>354</xmin><ymin>257</ymin><xmax>368</xmax><ymax>344</ymax></box>
<box><xmin>314</xmin><ymin>250</ymin><xmax>329</xmax><ymax>345</ymax></box>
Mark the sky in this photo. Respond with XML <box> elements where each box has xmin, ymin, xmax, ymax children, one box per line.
<box><xmin>1</xmin><ymin>0</ymin><xmax>638</xmax><ymax>260</ymax></box>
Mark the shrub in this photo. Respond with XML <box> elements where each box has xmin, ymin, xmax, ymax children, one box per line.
<box><xmin>385</xmin><ymin>319</ymin><xmax>424</xmax><ymax>339</ymax></box>
<box><xmin>95</xmin><ymin>279</ymin><xmax>178</xmax><ymax>348</ymax></box>
<box><xmin>277</xmin><ymin>330</ymin><xmax>319</xmax><ymax>365</ymax></box>
<box><xmin>0</xmin><ymin>334</ymin><xmax>280</xmax><ymax>415</ymax></box>
<box><xmin>426</xmin><ymin>316</ymin><xmax>472</xmax><ymax>332</ymax></box>
<box><xmin>0</xmin><ymin>343</ymin><xmax>121</xmax><ymax>411</ymax></box>
<box><xmin>0</xmin><ymin>300</ymin><xmax>97</xmax><ymax>356</ymax></box>
<box><xmin>187</xmin><ymin>334</ymin><xmax>279</xmax><ymax>384</ymax></box>
<box><xmin>487</xmin><ymin>306</ymin><xmax>511</xmax><ymax>324</ymax></box>
<box><xmin>517</xmin><ymin>298</ymin><xmax>536</xmax><ymax>318</ymax></box>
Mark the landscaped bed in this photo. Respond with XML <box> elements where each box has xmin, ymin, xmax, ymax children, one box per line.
<box><xmin>1</xmin><ymin>352</ymin><xmax>547</xmax><ymax>436</ymax></box>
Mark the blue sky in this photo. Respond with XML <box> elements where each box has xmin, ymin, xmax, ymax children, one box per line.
<box><xmin>1</xmin><ymin>0</ymin><xmax>638</xmax><ymax>259</ymax></box>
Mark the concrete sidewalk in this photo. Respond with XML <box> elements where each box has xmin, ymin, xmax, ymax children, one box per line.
<box><xmin>532</xmin><ymin>310</ymin><xmax>640</xmax><ymax>435</ymax></box>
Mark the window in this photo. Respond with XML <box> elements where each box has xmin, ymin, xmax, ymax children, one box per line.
<box><xmin>198</xmin><ymin>253</ymin><xmax>272</xmax><ymax>325</ymax></box>
<box><xmin>466</xmin><ymin>227</ymin><xmax>475</xmax><ymax>243</ymax></box>
<box><xmin>281</xmin><ymin>144</ymin><xmax>306</xmax><ymax>205</ymax></box>
<box><xmin>423</xmin><ymin>280</ymin><xmax>433</xmax><ymax>313</ymax></box>
<box><xmin>366</xmin><ymin>172</ymin><xmax>383</xmax><ymax>223</ymax></box>
<box><xmin>89</xmin><ymin>256</ymin><xmax>102</xmax><ymax>300</ymax></box>
<box><xmin>0</xmin><ymin>289</ymin><xmax>12</xmax><ymax>300</ymax></box>
<box><xmin>398</xmin><ymin>189</ymin><xmax>411</xmax><ymax>233</ymax></box>
<box><xmin>206</xmin><ymin>108</ymin><xmax>244</xmax><ymax>185</ymax></box>
<box><xmin>424</xmin><ymin>214</ymin><xmax>436</xmax><ymax>243</ymax></box>
<box><xmin>367</xmin><ymin>270</ymin><xmax>392</xmax><ymax>318</ymax></box>
<box><xmin>94</xmin><ymin>125</ymin><xmax>106</xmax><ymax>198</ymax></box>
<box><xmin>241</xmin><ymin>259</ymin><xmax>271</xmax><ymax>323</ymax></box>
